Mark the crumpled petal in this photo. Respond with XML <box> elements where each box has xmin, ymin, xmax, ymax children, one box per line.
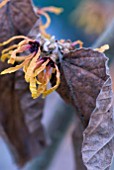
<box><xmin>29</xmin><ymin>76</ymin><xmax>38</xmax><ymax>99</ymax></box>
<box><xmin>43</xmin><ymin>64</ymin><xmax>60</xmax><ymax>98</ymax></box>
<box><xmin>34</xmin><ymin>59</ymin><xmax>50</xmax><ymax>77</ymax></box>
<box><xmin>25</xmin><ymin>49</ymin><xmax>40</xmax><ymax>82</ymax></box>
<box><xmin>0</xmin><ymin>35</ymin><xmax>28</xmax><ymax>46</ymax></box>
<box><xmin>37</xmin><ymin>67</ymin><xmax>51</xmax><ymax>98</ymax></box>
<box><xmin>1</xmin><ymin>53</ymin><xmax>10</xmax><ymax>62</ymax></box>
<box><xmin>1</xmin><ymin>62</ymin><xmax>26</xmax><ymax>74</ymax></box>
<box><xmin>0</xmin><ymin>36</ymin><xmax>31</xmax><ymax>64</ymax></box>
<box><xmin>2</xmin><ymin>44</ymin><xmax>18</xmax><ymax>55</ymax></box>
<box><xmin>1</xmin><ymin>54</ymin><xmax>34</xmax><ymax>75</ymax></box>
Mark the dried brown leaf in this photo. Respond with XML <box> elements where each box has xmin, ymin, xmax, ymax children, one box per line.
<box><xmin>82</xmin><ymin>61</ymin><xmax>114</xmax><ymax>170</ymax></box>
<box><xmin>8</xmin><ymin>0</ymin><xmax>38</xmax><ymax>35</ymax></box>
<box><xmin>56</xmin><ymin>48</ymin><xmax>108</xmax><ymax>126</ymax></box>
<box><xmin>0</xmin><ymin>71</ymin><xmax>46</xmax><ymax>166</ymax></box>
<box><xmin>55</xmin><ymin>48</ymin><xmax>114</xmax><ymax>169</ymax></box>
<box><xmin>0</xmin><ymin>0</ymin><xmax>37</xmax><ymax>42</ymax></box>
<box><xmin>0</xmin><ymin>0</ymin><xmax>46</xmax><ymax>167</ymax></box>
<box><xmin>0</xmin><ymin>63</ymin><xmax>46</xmax><ymax>167</ymax></box>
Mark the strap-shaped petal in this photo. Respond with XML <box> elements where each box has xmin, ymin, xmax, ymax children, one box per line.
<box><xmin>1</xmin><ymin>44</ymin><xmax>18</xmax><ymax>55</ymax></box>
<box><xmin>29</xmin><ymin>77</ymin><xmax>38</xmax><ymax>99</ymax></box>
<box><xmin>42</xmin><ymin>64</ymin><xmax>60</xmax><ymax>98</ymax></box>
<box><xmin>42</xmin><ymin>6</ymin><xmax>63</xmax><ymax>15</ymax></box>
<box><xmin>0</xmin><ymin>35</ymin><xmax>28</xmax><ymax>46</ymax></box>
<box><xmin>8</xmin><ymin>44</ymin><xmax>31</xmax><ymax>64</ymax></box>
<box><xmin>25</xmin><ymin>49</ymin><xmax>41</xmax><ymax>82</ymax></box>
<box><xmin>1</xmin><ymin>62</ymin><xmax>26</xmax><ymax>75</ymax></box>
<box><xmin>95</xmin><ymin>44</ymin><xmax>109</xmax><ymax>53</ymax></box>
<box><xmin>1</xmin><ymin>53</ymin><xmax>10</xmax><ymax>62</ymax></box>
<box><xmin>33</xmin><ymin>59</ymin><xmax>50</xmax><ymax>77</ymax></box>
<box><xmin>36</xmin><ymin>70</ymin><xmax>50</xmax><ymax>98</ymax></box>
<box><xmin>1</xmin><ymin>54</ymin><xmax>34</xmax><ymax>75</ymax></box>
<box><xmin>37</xmin><ymin>7</ymin><xmax>63</xmax><ymax>38</ymax></box>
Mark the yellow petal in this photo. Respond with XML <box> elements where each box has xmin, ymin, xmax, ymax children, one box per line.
<box><xmin>29</xmin><ymin>77</ymin><xmax>38</xmax><ymax>99</ymax></box>
<box><xmin>1</xmin><ymin>53</ymin><xmax>10</xmax><ymax>62</ymax></box>
<box><xmin>42</xmin><ymin>64</ymin><xmax>60</xmax><ymax>98</ymax></box>
<box><xmin>33</xmin><ymin>70</ymin><xmax>50</xmax><ymax>98</ymax></box>
<box><xmin>14</xmin><ymin>55</ymin><xmax>29</xmax><ymax>62</ymax></box>
<box><xmin>34</xmin><ymin>59</ymin><xmax>50</xmax><ymax>77</ymax></box>
<box><xmin>43</xmin><ymin>6</ymin><xmax>63</xmax><ymax>15</ymax></box>
<box><xmin>36</xmin><ymin>84</ymin><xmax>47</xmax><ymax>98</ymax></box>
<box><xmin>0</xmin><ymin>35</ymin><xmax>28</xmax><ymax>46</ymax></box>
<box><xmin>8</xmin><ymin>43</ymin><xmax>31</xmax><ymax>64</ymax></box>
<box><xmin>1</xmin><ymin>62</ymin><xmax>25</xmax><ymax>75</ymax></box>
<box><xmin>30</xmin><ymin>71</ymin><xmax>45</xmax><ymax>99</ymax></box>
<box><xmin>0</xmin><ymin>0</ymin><xmax>10</xmax><ymax>8</ymax></box>
<box><xmin>36</xmin><ymin>75</ymin><xmax>47</xmax><ymax>98</ymax></box>
<box><xmin>25</xmin><ymin>50</ymin><xmax>40</xmax><ymax>82</ymax></box>
<box><xmin>95</xmin><ymin>44</ymin><xmax>109</xmax><ymax>53</ymax></box>
<box><xmin>18</xmin><ymin>39</ymin><xmax>30</xmax><ymax>47</ymax></box>
<box><xmin>1</xmin><ymin>44</ymin><xmax>18</xmax><ymax>55</ymax></box>
<box><xmin>72</xmin><ymin>40</ymin><xmax>83</xmax><ymax>48</ymax></box>
<box><xmin>23</xmin><ymin>60</ymin><xmax>30</xmax><ymax>73</ymax></box>
<box><xmin>40</xmin><ymin>12</ymin><xmax>51</xmax><ymax>29</ymax></box>
<box><xmin>23</xmin><ymin>53</ymin><xmax>36</xmax><ymax>73</ymax></box>
<box><xmin>37</xmin><ymin>7</ymin><xmax>63</xmax><ymax>38</ymax></box>
<box><xmin>36</xmin><ymin>71</ymin><xmax>45</xmax><ymax>85</ymax></box>
<box><xmin>1</xmin><ymin>54</ymin><xmax>33</xmax><ymax>75</ymax></box>
<box><xmin>39</xmin><ymin>26</ymin><xmax>51</xmax><ymax>39</ymax></box>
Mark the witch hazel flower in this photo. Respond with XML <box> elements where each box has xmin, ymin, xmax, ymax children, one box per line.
<box><xmin>0</xmin><ymin>5</ymin><xmax>108</xmax><ymax>99</ymax></box>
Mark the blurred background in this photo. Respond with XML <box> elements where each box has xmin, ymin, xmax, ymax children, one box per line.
<box><xmin>0</xmin><ymin>0</ymin><xmax>114</xmax><ymax>169</ymax></box>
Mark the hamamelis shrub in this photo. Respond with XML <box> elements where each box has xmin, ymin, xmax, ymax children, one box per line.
<box><xmin>0</xmin><ymin>0</ymin><xmax>114</xmax><ymax>170</ymax></box>
<box><xmin>0</xmin><ymin>1</ymin><xmax>83</xmax><ymax>99</ymax></box>
<box><xmin>0</xmin><ymin>0</ymin><xmax>108</xmax><ymax>99</ymax></box>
